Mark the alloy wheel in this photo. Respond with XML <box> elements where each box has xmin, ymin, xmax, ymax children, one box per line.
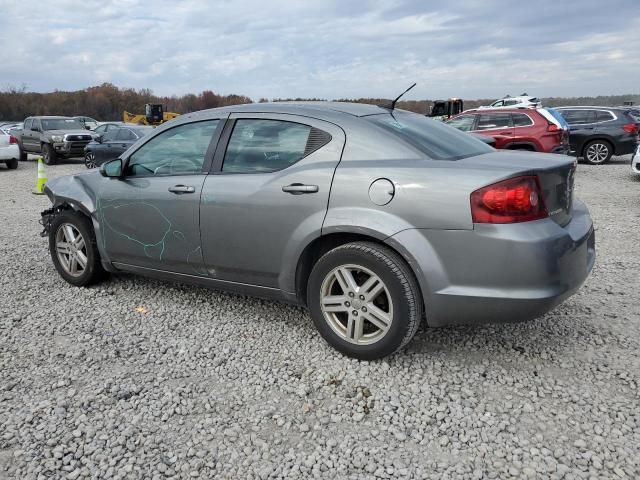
<box><xmin>55</xmin><ymin>223</ymin><xmax>88</xmax><ymax>277</ymax></box>
<box><xmin>585</xmin><ymin>143</ymin><xmax>609</xmax><ymax>164</ymax></box>
<box><xmin>85</xmin><ymin>152</ymin><xmax>97</xmax><ymax>169</ymax></box>
<box><xmin>320</xmin><ymin>264</ymin><xmax>393</xmax><ymax>345</ymax></box>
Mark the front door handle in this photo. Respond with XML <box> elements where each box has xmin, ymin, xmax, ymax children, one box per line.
<box><xmin>282</xmin><ymin>183</ymin><xmax>319</xmax><ymax>194</ymax></box>
<box><xmin>168</xmin><ymin>185</ymin><xmax>195</xmax><ymax>194</ymax></box>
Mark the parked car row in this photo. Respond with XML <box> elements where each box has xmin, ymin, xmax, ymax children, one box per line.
<box><xmin>84</xmin><ymin>125</ymin><xmax>154</xmax><ymax>168</ymax></box>
<box><xmin>446</xmin><ymin>104</ymin><xmax>639</xmax><ymax>165</ymax></box>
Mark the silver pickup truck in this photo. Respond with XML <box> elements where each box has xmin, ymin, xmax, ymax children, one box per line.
<box><xmin>13</xmin><ymin>116</ymin><xmax>94</xmax><ymax>165</ymax></box>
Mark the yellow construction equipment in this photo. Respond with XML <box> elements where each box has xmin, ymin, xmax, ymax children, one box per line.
<box><xmin>123</xmin><ymin>104</ymin><xmax>180</xmax><ymax>126</ymax></box>
<box><xmin>33</xmin><ymin>157</ymin><xmax>47</xmax><ymax>195</ymax></box>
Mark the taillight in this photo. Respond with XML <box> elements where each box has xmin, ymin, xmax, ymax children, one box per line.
<box><xmin>547</xmin><ymin>123</ymin><xmax>559</xmax><ymax>132</ymax></box>
<box><xmin>9</xmin><ymin>135</ymin><xmax>17</xmax><ymax>144</ymax></box>
<box><xmin>471</xmin><ymin>175</ymin><xmax>548</xmax><ymax>224</ymax></box>
<box><xmin>622</xmin><ymin>123</ymin><xmax>638</xmax><ymax>134</ymax></box>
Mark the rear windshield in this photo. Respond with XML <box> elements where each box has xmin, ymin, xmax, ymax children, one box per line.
<box><xmin>627</xmin><ymin>110</ymin><xmax>640</xmax><ymax>122</ymax></box>
<box><xmin>367</xmin><ymin>112</ymin><xmax>493</xmax><ymax>160</ymax></box>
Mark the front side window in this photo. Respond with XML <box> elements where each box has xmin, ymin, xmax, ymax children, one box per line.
<box><xmin>477</xmin><ymin>113</ymin><xmax>513</xmax><ymax>130</ymax></box>
<box><xmin>102</xmin><ymin>129</ymin><xmax>118</xmax><ymax>142</ymax></box>
<box><xmin>446</xmin><ymin>115</ymin><xmax>476</xmax><ymax>132</ymax></box>
<box><xmin>24</xmin><ymin>118</ymin><xmax>32</xmax><ymax>130</ymax></box>
<box><xmin>503</xmin><ymin>99</ymin><xmax>518</xmax><ymax>106</ymax></box>
<box><xmin>490</xmin><ymin>100</ymin><xmax>504</xmax><ymax>107</ymax></box>
<box><xmin>368</xmin><ymin>112</ymin><xmax>493</xmax><ymax>160</ymax></box>
<box><xmin>126</xmin><ymin>120</ymin><xmax>219</xmax><ymax>176</ymax></box>
<box><xmin>222</xmin><ymin>119</ymin><xmax>316</xmax><ymax>173</ymax></box>
<box><xmin>94</xmin><ymin>124</ymin><xmax>107</xmax><ymax>134</ymax></box>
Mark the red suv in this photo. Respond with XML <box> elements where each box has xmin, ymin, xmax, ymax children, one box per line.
<box><xmin>446</xmin><ymin>108</ymin><xmax>569</xmax><ymax>154</ymax></box>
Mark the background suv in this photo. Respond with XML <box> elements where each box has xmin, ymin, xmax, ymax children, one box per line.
<box><xmin>555</xmin><ymin>106</ymin><xmax>639</xmax><ymax>164</ymax></box>
<box><xmin>446</xmin><ymin>108</ymin><xmax>569</xmax><ymax>153</ymax></box>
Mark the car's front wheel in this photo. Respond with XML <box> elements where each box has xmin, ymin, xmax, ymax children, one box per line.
<box><xmin>43</xmin><ymin>143</ymin><xmax>57</xmax><ymax>165</ymax></box>
<box><xmin>84</xmin><ymin>152</ymin><xmax>97</xmax><ymax>169</ymax></box>
<box><xmin>583</xmin><ymin>140</ymin><xmax>612</xmax><ymax>165</ymax></box>
<box><xmin>307</xmin><ymin>242</ymin><xmax>423</xmax><ymax>360</ymax></box>
<box><xmin>48</xmin><ymin>210</ymin><xmax>107</xmax><ymax>286</ymax></box>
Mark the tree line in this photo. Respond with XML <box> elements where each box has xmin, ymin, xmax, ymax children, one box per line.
<box><xmin>0</xmin><ymin>83</ymin><xmax>637</xmax><ymax>121</ymax></box>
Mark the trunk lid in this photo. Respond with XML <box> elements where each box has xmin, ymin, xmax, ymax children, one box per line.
<box><xmin>459</xmin><ymin>150</ymin><xmax>576</xmax><ymax>226</ymax></box>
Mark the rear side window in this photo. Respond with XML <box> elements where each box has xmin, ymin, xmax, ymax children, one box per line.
<box><xmin>223</xmin><ymin>119</ymin><xmax>330</xmax><ymax>173</ymax></box>
<box><xmin>512</xmin><ymin>113</ymin><xmax>534</xmax><ymax>127</ymax></box>
<box><xmin>560</xmin><ymin>109</ymin><xmax>594</xmax><ymax>125</ymax></box>
<box><xmin>115</xmin><ymin>129</ymin><xmax>136</xmax><ymax>141</ymax></box>
<box><xmin>596</xmin><ymin>110</ymin><xmax>615</xmax><ymax>122</ymax></box>
<box><xmin>367</xmin><ymin>113</ymin><xmax>493</xmax><ymax>160</ymax></box>
<box><xmin>477</xmin><ymin>113</ymin><xmax>513</xmax><ymax>130</ymax></box>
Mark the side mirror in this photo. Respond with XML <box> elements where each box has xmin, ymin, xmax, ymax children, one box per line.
<box><xmin>85</xmin><ymin>125</ymin><xmax>91</xmax><ymax>130</ymax></box>
<box><xmin>100</xmin><ymin>158</ymin><xmax>123</xmax><ymax>178</ymax></box>
<box><xmin>95</xmin><ymin>135</ymin><xmax>103</xmax><ymax>143</ymax></box>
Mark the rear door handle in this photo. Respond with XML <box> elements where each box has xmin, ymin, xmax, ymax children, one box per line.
<box><xmin>168</xmin><ymin>185</ymin><xmax>195</xmax><ymax>194</ymax></box>
<box><xmin>282</xmin><ymin>183</ymin><xmax>319</xmax><ymax>194</ymax></box>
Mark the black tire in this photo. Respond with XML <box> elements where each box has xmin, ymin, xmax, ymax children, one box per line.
<box><xmin>582</xmin><ymin>139</ymin><xmax>612</xmax><ymax>165</ymax></box>
<box><xmin>307</xmin><ymin>241</ymin><xmax>423</xmax><ymax>360</ymax></box>
<box><xmin>48</xmin><ymin>210</ymin><xmax>107</xmax><ymax>287</ymax></box>
<box><xmin>19</xmin><ymin>146</ymin><xmax>27</xmax><ymax>161</ymax></box>
<box><xmin>5</xmin><ymin>159</ymin><xmax>18</xmax><ymax>169</ymax></box>
<box><xmin>43</xmin><ymin>143</ymin><xmax>57</xmax><ymax>165</ymax></box>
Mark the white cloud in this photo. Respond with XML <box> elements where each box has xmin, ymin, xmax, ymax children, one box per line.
<box><xmin>0</xmin><ymin>0</ymin><xmax>638</xmax><ymax>99</ymax></box>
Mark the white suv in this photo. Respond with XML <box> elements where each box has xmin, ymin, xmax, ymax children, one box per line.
<box><xmin>479</xmin><ymin>94</ymin><xmax>542</xmax><ymax>110</ymax></box>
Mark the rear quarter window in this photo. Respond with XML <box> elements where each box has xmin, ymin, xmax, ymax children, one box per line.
<box><xmin>513</xmin><ymin>113</ymin><xmax>534</xmax><ymax>127</ymax></box>
<box><xmin>367</xmin><ymin>112</ymin><xmax>493</xmax><ymax>160</ymax></box>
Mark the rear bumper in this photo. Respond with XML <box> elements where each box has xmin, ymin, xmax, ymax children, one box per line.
<box><xmin>551</xmin><ymin>145</ymin><xmax>570</xmax><ymax>154</ymax></box>
<box><xmin>0</xmin><ymin>144</ymin><xmax>20</xmax><ymax>160</ymax></box>
<box><xmin>632</xmin><ymin>145</ymin><xmax>640</xmax><ymax>174</ymax></box>
<box><xmin>614</xmin><ymin>138</ymin><xmax>638</xmax><ymax>156</ymax></box>
<box><xmin>387</xmin><ymin>200</ymin><xmax>595</xmax><ymax>327</ymax></box>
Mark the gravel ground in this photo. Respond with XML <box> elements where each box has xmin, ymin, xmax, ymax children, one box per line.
<box><xmin>1</xmin><ymin>155</ymin><xmax>638</xmax><ymax>480</ymax></box>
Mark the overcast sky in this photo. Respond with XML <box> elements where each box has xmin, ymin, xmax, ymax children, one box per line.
<box><xmin>0</xmin><ymin>0</ymin><xmax>638</xmax><ymax>100</ymax></box>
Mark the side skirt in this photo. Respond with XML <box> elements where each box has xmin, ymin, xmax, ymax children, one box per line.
<box><xmin>110</xmin><ymin>262</ymin><xmax>302</xmax><ymax>305</ymax></box>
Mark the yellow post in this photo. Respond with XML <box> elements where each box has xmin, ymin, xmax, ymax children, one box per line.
<box><xmin>32</xmin><ymin>157</ymin><xmax>48</xmax><ymax>195</ymax></box>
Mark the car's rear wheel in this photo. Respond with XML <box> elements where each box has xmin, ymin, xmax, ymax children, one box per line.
<box><xmin>48</xmin><ymin>210</ymin><xmax>107</xmax><ymax>287</ymax></box>
<box><xmin>84</xmin><ymin>152</ymin><xmax>97</xmax><ymax>169</ymax></box>
<box><xmin>43</xmin><ymin>143</ymin><xmax>57</xmax><ymax>165</ymax></box>
<box><xmin>5</xmin><ymin>159</ymin><xmax>18</xmax><ymax>169</ymax></box>
<box><xmin>583</xmin><ymin>140</ymin><xmax>612</xmax><ymax>165</ymax></box>
<box><xmin>19</xmin><ymin>147</ymin><xmax>27</xmax><ymax>161</ymax></box>
<box><xmin>307</xmin><ymin>242</ymin><xmax>423</xmax><ymax>360</ymax></box>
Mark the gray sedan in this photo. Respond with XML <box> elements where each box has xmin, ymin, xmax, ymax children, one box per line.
<box><xmin>40</xmin><ymin>102</ymin><xmax>595</xmax><ymax>359</ymax></box>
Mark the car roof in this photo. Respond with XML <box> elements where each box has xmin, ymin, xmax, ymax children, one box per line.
<box><xmin>460</xmin><ymin>108</ymin><xmax>540</xmax><ymax>114</ymax></box>
<box><xmin>30</xmin><ymin>116</ymin><xmax>74</xmax><ymax>119</ymax></box>
<box><xmin>555</xmin><ymin>106</ymin><xmax>628</xmax><ymax>111</ymax></box>
<box><xmin>196</xmin><ymin>101</ymin><xmax>394</xmax><ymax>118</ymax></box>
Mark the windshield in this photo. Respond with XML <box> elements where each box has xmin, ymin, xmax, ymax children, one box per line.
<box><xmin>367</xmin><ymin>112</ymin><xmax>493</xmax><ymax>160</ymax></box>
<box><xmin>41</xmin><ymin>118</ymin><xmax>84</xmax><ymax>130</ymax></box>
